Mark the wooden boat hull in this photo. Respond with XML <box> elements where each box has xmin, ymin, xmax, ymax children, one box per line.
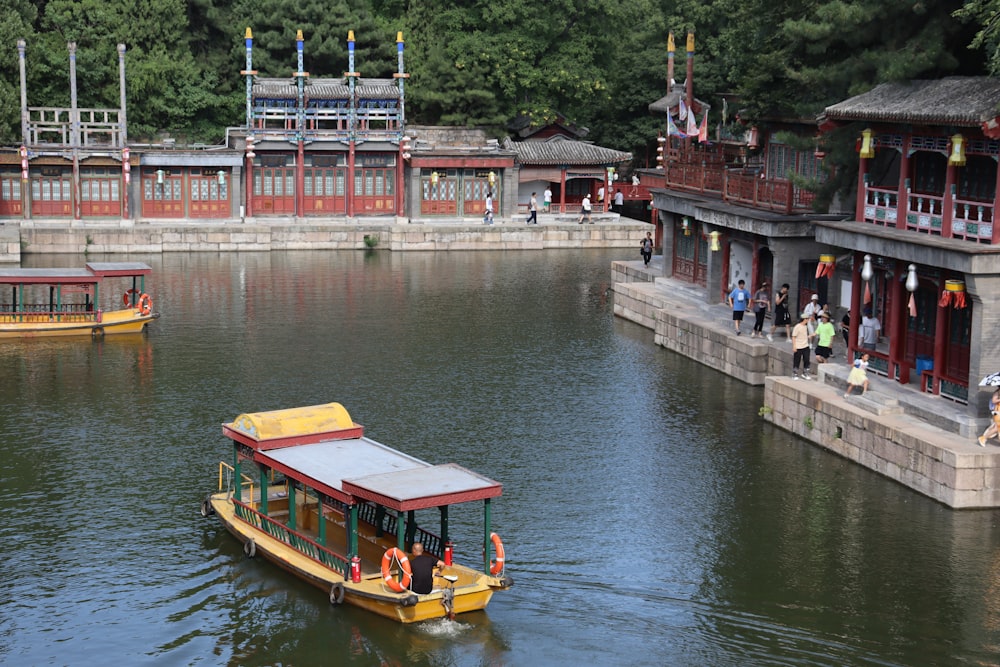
<box><xmin>0</xmin><ymin>307</ymin><xmax>157</xmax><ymax>338</ymax></box>
<box><xmin>208</xmin><ymin>492</ymin><xmax>507</xmax><ymax>623</ymax></box>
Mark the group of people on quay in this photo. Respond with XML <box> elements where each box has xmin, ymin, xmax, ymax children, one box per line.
<box><xmin>726</xmin><ymin>281</ymin><xmax>878</xmax><ymax>391</ymax></box>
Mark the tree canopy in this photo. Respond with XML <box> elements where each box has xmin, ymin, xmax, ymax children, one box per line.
<box><xmin>0</xmin><ymin>0</ymin><xmax>995</xmax><ymax>191</ymax></box>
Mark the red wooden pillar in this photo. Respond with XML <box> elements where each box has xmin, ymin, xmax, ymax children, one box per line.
<box><xmin>848</xmin><ymin>251</ymin><xmax>863</xmax><ymax>360</ymax></box>
<box><xmin>245</xmin><ymin>153</ymin><xmax>254</xmax><ymax>218</ymax></box>
<box><xmin>296</xmin><ymin>141</ymin><xmax>305</xmax><ymax>218</ymax></box>
<box><xmin>888</xmin><ymin>259</ymin><xmax>906</xmax><ymax>382</ymax></box>
<box><xmin>347</xmin><ymin>141</ymin><xmax>356</xmax><ymax>217</ymax></box>
<box><xmin>895</xmin><ymin>136</ymin><xmax>910</xmax><ymax>229</ymax></box>
<box><xmin>559</xmin><ymin>168</ymin><xmax>567</xmax><ymax>214</ymax></box>
<box><xmin>942</xmin><ymin>159</ymin><xmax>956</xmax><ymax>238</ymax></box>
<box><xmin>856</xmin><ymin>156</ymin><xmax>869</xmax><ymax>222</ymax></box>
<box><xmin>931</xmin><ymin>285</ymin><xmax>948</xmax><ymax>394</ymax></box>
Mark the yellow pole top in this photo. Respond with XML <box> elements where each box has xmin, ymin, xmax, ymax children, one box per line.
<box><xmin>348</xmin><ymin>30</ymin><xmax>355</xmax><ymax>42</ymax></box>
<box><xmin>397</xmin><ymin>31</ymin><xmax>404</xmax><ymax>43</ymax></box>
<box><xmin>687</xmin><ymin>32</ymin><xmax>694</xmax><ymax>52</ymax></box>
<box><xmin>667</xmin><ymin>33</ymin><xmax>674</xmax><ymax>51</ymax></box>
<box><xmin>297</xmin><ymin>29</ymin><xmax>303</xmax><ymax>41</ymax></box>
<box><xmin>245</xmin><ymin>27</ymin><xmax>253</xmax><ymax>39</ymax></box>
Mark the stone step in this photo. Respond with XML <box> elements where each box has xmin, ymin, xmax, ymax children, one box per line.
<box><xmin>841</xmin><ymin>390</ymin><xmax>904</xmax><ymax>415</ymax></box>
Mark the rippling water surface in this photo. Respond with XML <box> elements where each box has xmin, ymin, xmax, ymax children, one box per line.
<box><xmin>2</xmin><ymin>249</ymin><xmax>1000</xmax><ymax>666</ymax></box>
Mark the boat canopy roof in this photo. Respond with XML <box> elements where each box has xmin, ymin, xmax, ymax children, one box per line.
<box><xmin>226</xmin><ymin>402</ymin><xmax>502</xmax><ymax>508</ymax></box>
<box><xmin>0</xmin><ymin>262</ymin><xmax>152</xmax><ymax>285</ymax></box>
<box><xmin>224</xmin><ymin>402</ymin><xmax>363</xmax><ymax>450</ymax></box>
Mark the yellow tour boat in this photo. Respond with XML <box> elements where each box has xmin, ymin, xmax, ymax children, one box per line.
<box><xmin>0</xmin><ymin>262</ymin><xmax>158</xmax><ymax>338</ymax></box>
<box><xmin>203</xmin><ymin>402</ymin><xmax>513</xmax><ymax>623</ymax></box>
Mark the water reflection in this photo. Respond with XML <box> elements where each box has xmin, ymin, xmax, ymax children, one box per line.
<box><xmin>1</xmin><ymin>250</ymin><xmax>999</xmax><ymax>666</ymax></box>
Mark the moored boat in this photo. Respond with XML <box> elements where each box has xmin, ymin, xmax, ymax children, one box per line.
<box><xmin>0</xmin><ymin>262</ymin><xmax>158</xmax><ymax>338</ymax></box>
<box><xmin>203</xmin><ymin>402</ymin><xmax>512</xmax><ymax>623</ymax></box>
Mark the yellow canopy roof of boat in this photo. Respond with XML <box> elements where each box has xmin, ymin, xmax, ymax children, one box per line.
<box><xmin>227</xmin><ymin>402</ymin><xmax>357</xmax><ymax>443</ymax></box>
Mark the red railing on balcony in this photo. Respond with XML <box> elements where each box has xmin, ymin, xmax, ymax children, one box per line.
<box><xmin>860</xmin><ymin>179</ymin><xmax>996</xmax><ymax>244</ymax></box>
<box><xmin>662</xmin><ymin>160</ymin><xmax>814</xmax><ymax>214</ymax></box>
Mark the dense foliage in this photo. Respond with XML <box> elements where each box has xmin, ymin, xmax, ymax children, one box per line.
<box><xmin>0</xmin><ymin>0</ymin><xmax>994</xmax><ymax>200</ymax></box>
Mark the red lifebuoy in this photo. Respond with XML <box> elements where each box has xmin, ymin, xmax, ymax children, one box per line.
<box><xmin>123</xmin><ymin>288</ymin><xmax>139</xmax><ymax>307</ymax></box>
<box><xmin>137</xmin><ymin>293</ymin><xmax>152</xmax><ymax>316</ymax></box>
<box><xmin>489</xmin><ymin>532</ymin><xmax>505</xmax><ymax>575</ymax></box>
<box><xmin>381</xmin><ymin>547</ymin><xmax>412</xmax><ymax>593</ymax></box>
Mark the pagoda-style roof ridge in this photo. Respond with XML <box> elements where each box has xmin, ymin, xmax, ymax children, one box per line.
<box><xmin>508</xmin><ymin>111</ymin><xmax>589</xmax><ymax>140</ymax></box>
<box><xmin>648</xmin><ymin>82</ymin><xmax>711</xmax><ymax>115</ymax></box>
<box><xmin>501</xmin><ymin>135</ymin><xmax>631</xmax><ymax>166</ymax></box>
<box><xmin>821</xmin><ymin>77</ymin><xmax>1000</xmax><ymax>126</ymax></box>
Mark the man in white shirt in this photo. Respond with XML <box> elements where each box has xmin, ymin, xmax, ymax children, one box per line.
<box><xmin>578</xmin><ymin>195</ymin><xmax>592</xmax><ymax>223</ymax></box>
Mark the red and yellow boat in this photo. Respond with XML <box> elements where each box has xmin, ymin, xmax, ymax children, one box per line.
<box><xmin>0</xmin><ymin>262</ymin><xmax>158</xmax><ymax>338</ymax></box>
<box><xmin>203</xmin><ymin>402</ymin><xmax>513</xmax><ymax>623</ymax></box>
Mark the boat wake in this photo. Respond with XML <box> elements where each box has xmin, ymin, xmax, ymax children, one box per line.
<box><xmin>415</xmin><ymin>617</ymin><xmax>471</xmax><ymax>638</ymax></box>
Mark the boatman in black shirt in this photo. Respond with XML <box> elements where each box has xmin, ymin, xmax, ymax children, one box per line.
<box><xmin>409</xmin><ymin>542</ymin><xmax>445</xmax><ymax>595</ymax></box>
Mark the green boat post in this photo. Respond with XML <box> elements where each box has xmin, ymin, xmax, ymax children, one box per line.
<box><xmin>483</xmin><ymin>497</ymin><xmax>492</xmax><ymax>574</ymax></box>
<box><xmin>257</xmin><ymin>462</ymin><xmax>268</xmax><ymax>515</ymax></box>
<box><xmin>318</xmin><ymin>494</ymin><xmax>327</xmax><ymax>545</ymax></box>
<box><xmin>287</xmin><ymin>482</ymin><xmax>296</xmax><ymax>528</ymax></box>
<box><xmin>439</xmin><ymin>505</ymin><xmax>449</xmax><ymax>549</ymax></box>
<box><xmin>232</xmin><ymin>444</ymin><xmax>241</xmax><ymax>501</ymax></box>
<box><xmin>348</xmin><ymin>504</ymin><xmax>359</xmax><ymax>558</ymax></box>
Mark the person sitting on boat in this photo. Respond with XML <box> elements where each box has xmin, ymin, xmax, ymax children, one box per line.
<box><xmin>409</xmin><ymin>542</ymin><xmax>445</xmax><ymax>595</ymax></box>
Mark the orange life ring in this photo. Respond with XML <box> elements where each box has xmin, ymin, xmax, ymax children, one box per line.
<box><xmin>123</xmin><ymin>288</ymin><xmax>139</xmax><ymax>307</ymax></box>
<box><xmin>489</xmin><ymin>532</ymin><xmax>505</xmax><ymax>575</ymax></box>
<box><xmin>381</xmin><ymin>547</ymin><xmax>412</xmax><ymax>593</ymax></box>
<box><xmin>137</xmin><ymin>293</ymin><xmax>152</xmax><ymax>316</ymax></box>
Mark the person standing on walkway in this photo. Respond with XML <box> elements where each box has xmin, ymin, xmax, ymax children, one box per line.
<box><xmin>597</xmin><ymin>185</ymin><xmax>605</xmax><ymax>209</ymax></box>
<box><xmin>613</xmin><ymin>188</ymin><xmax>624</xmax><ymax>213</ymax></box>
<box><xmin>578</xmin><ymin>195</ymin><xmax>592</xmax><ymax>223</ymax></box>
<box><xmin>484</xmin><ymin>191</ymin><xmax>494</xmax><ymax>225</ymax></box>
<box><xmin>791</xmin><ymin>312</ymin><xmax>815</xmax><ymax>379</ymax></box>
<box><xmin>844</xmin><ymin>353</ymin><xmax>870</xmax><ymax>397</ymax></box>
<box><xmin>860</xmin><ymin>308</ymin><xmax>881</xmax><ymax>350</ymax></box>
<box><xmin>814</xmin><ymin>312</ymin><xmax>836</xmax><ymax>364</ymax></box>
<box><xmin>751</xmin><ymin>281</ymin><xmax>770</xmax><ymax>338</ymax></box>
<box><xmin>640</xmin><ymin>232</ymin><xmax>653</xmax><ymax>266</ymax></box>
<box><xmin>978</xmin><ymin>389</ymin><xmax>1000</xmax><ymax>446</ymax></box>
<box><xmin>728</xmin><ymin>279</ymin><xmax>751</xmax><ymax>336</ymax></box>
<box><xmin>526</xmin><ymin>192</ymin><xmax>538</xmax><ymax>224</ymax></box>
<box><xmin>543</xmin><ymin>186</ymin><xmax>552</xmax><ymax>213</ymax></box>
<box><xmin>768</xmin><ymin>283</ymin><xmax>791</xmax><ymax>342</ymax></box>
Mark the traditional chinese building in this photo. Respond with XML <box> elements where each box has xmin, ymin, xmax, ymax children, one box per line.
<box><xmin>647</xmin><ymin>32</ymin><xmax>834</xmax><ymax>310</ymax></box>
<box><xmin>816</xmin><ymin>77</ymin><xmax>1000</xmax><ymax>411</ymax></box>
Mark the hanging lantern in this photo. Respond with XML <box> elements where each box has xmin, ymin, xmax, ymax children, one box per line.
<box><xmin>245</xmin><ymin>136</ymin><xmax>255</xmax><ymax>159</ymax></box>
<box><xmin>905</xmin><ymin>264</ymin><xmax>919</xmax><ymax>293</ymax></box>
<box><xmin>682</xmin><ymin>217</ymin><xmax>691</xmax><ymax>236</ymax></box>
<box><xmin>949</xmin><ymin>134</ymin><xmax>966</xmax><ymax>166</ymax></box>
<box><xmin>20</xmin><ymin>145</ymin><xmax>28</xmax><ymax>181</ymax></box>
<box><xmin>815</xmin><ymin>254</ymin><xmax>836</xmax><ymax>279</ymax></box>
<box><xmin>122</xmin><ymin>147</ymin><xmax>130</xmax><ymax>184</ymax></box>
<box><xmin>708</xmin><ymin>230</ymin><xmax>721</xmax><ymax>251</ymax></box>
<box><xmin>906</xmin><ymin>264</ymin><xmax>918</xmax><ymax>318</ymax></box>
<box><xmin>156</xmin><ymin>169</ymin><xmax>165</xmax><ymax>185</ymax></box>
<box><xmin>938</xmin><ymin>280</ymin><xmax>968</xmax><ymax>309</ymax></box>
<box><xmin>747</xmin><ymin>126</ymin><xmax>759</xmax><ymax>149</ymax></box>
<box><xmin>488</xmin><ymin>170</ymin><xmax>496</xmax><ymax>187</ymax></box>
<box><xmin>217</xmin><ymin>170</ymin><xmax>226</xmax><ymax>186</ymax></box>
<box><xmin>859</xmin><ymin>129</ymin><xmax>875</xmax><ymax>159</ymax></box>
<box><xmin>861</xmin><ymin>254</ymin><xmax>873</xmax><ymax>281</ymax></box>
<box><xmin>430</xmin><ymin>171</ymin><xmax>439</xmax><ymax>186</ymax></box>
<box><xmin>400</xmin><ymin>135</ymin><xmax>411</xmax><ymax>161</ymax></box>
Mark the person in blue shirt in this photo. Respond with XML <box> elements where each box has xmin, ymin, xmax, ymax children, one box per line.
<box><xmin>727</xmin><ymin>279</ymin><xmax>751</xmax><ymax>336</ymax></box>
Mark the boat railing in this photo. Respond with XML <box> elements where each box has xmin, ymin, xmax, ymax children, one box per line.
<box><xmin>0</xmin><ymin>303</ymin><xmax>100</xmax><ymax>323</ymax></box>
<box><xmin>233</xmin><ymin>499</ymin><xmax>350</xmax><ymax>576</ymax></box>
<box><xmin>217</xmin><ymin>461</ymin><xmax>255</xmax><ymax>500</ymax></box>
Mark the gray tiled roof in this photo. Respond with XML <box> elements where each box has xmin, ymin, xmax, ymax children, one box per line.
<box><xmin>253</xmin><ymin>77</ymin><xmax>398</xmax><ymax>101</ymax></box>
<box><xmin>648</xmin><ymin>84</ymin><xmax>710</xmax><ymax>115</ymax></box>
<box><xmin>821</xmin><ymin>77</ymin><xmax>1000</xmax><ymax>126</ymax></box>
<box><xmin>502</xmin><ymin>136</ymin><xmax>631</xmax><ymax>165</ymax></box>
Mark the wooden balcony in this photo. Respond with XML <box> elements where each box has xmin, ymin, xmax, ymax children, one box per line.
<box><xmin>861</xmin><ymin>180</ymin><xmax>996</xmax><ymax>244</ymax></box>
<box><xmin>663</xmin><ymin>160</ymin><xmax>816</xmax><ymax>214</ymax></box>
